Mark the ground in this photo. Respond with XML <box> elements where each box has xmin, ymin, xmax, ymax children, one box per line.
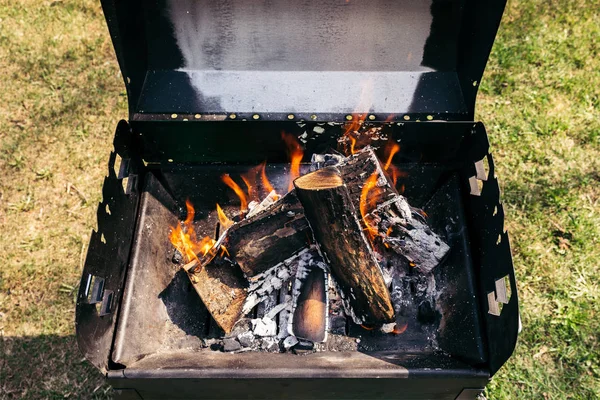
<box><xmin>0</xmin><ymin>0</ymin><xmax>598</xmax><ymax>399</ymax></box>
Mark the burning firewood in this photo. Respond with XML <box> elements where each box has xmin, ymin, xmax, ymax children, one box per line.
<box><xmin>294</xmin><ymin>167</ymin><xmax>395</xmax><ymax>325</ymax></box>
<box><xmin>292</xmin><ymin>266</ymin><xmax>328</xmax><ymax>343</ymax></box>
<box><xmin>223</xmin><ymin>191</ymin><xmax>310</xmax><ymax>277</ymax></box>
<box><xmin>320</xmin><ymin>147</ymin><xmax>450</xmax><ymax>274</ymax></box>
<box><xmin>368</xmin><ymin>197</ymin><xmax>450</xmax><ymax>274</ymax></box>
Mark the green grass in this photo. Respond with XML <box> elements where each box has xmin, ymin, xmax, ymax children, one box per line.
<box><xmin>0</xmin><ymin>0</ymin><xmax>599</xmax><ymax>398</ymax></box>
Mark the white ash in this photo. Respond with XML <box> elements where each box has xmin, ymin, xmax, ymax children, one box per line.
<box><xmin>380</xmin><ymin>323</ymin><xmax>396</xmax><ymax>334</ymax></box>
<box><xmin>246</xmin><ymin>190</ymin><xmax>279</xmax><ymax>219</ymax></box>
<box><xmin>310</xmin><ymin>153</ymin><xmax>345</xmax><ymax>171</ymax></box>
<box><xmin>265</xmin><ymin>302</ymin><xmax>288</xmax><ymax>320</ymax></box>
<box><xmin>277</xmin><ymin>290</ymin><xmax>293</xmax><ymax>339</ymax></box>
<box><xmin>313</xmin><ymin>126</ymin><xmax>325</xmax><ymax>134</ymax></box>
<box><xmin>283</xmin><ymin>335</ymin><xmax>299</xmax><ymax>349</ymax></box>
<box><xmin>251</xmin><ymin>317</ymin><xmax>277</xmax><ymax>337</ymax></box>
<box><xmin>237</xmin><ymin>331</ymin><xmax>255</xmax><ymax>348</ymax></box>
<box><xmin>242</xmin><ymin>248</ymin><xmax>308</xmax><ymax>315</ymax></box>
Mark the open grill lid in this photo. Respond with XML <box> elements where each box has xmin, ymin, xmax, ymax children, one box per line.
<box><xmin>101</xmin><ymin>0</ymin><xmax>506</xmax><ymax>122</ymax></box>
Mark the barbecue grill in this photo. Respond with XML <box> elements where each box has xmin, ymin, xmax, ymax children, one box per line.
<box><xmin>76</xmin><ymin>0</ymin><xmax>520</xmax><ymax>399</ymax></box>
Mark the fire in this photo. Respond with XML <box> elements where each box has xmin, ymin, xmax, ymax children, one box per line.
<box><xmin>342</xmin><ymin>113</ymin><xmax>366</xmax><ymax>155</ymax></box>
<box><xmin>221</xmin><ymin>174</ymin><xmax>248</xmax><ymax>212</ymax></box>
<box><xmin>169</xmin><ymin>199</ymin><xmax>216</xmax><ymax>263</ymax></box>
<box><xmin>282</xmin><ymin>131</ymin><xmax>303</xmax><ymax>192</ymax></box>
<box><xmin>383</xmin><ymin>143</ymin><xmax>400</xmax><ymax>171</ymax></box>
<box><xmin>260</xmin><ymin>161</ymin><xmax>276</xmax><ymax>196</ymax></box>
<box><xmin>240</xmin><ymin>161</ymin><xmax>278</xmax><ymax>202</ymax></box>
<box><xmin>382</xmin><ymin>141</ymin><xmax>407</xmax><ymax>187</ymax></box>
<box><xmin>216</xmin><ymin>203</ymin><xmax>234</xmax><ymax>230</ymax></box>
<box><xmin>359</xmin><ymin>172</ymin><xmax>380</xmax><ymax>241</ymax></box>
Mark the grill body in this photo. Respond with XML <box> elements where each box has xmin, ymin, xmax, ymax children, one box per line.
<box><xmin>76</xmin><ymin>0</ymin><xmax>519</xmax><ymax>398</ymax></box>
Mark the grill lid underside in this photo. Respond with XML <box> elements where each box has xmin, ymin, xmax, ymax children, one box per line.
<box><xmin>101</xmin><ymin>0</ymin><xmax>506</xmax><ymax>121</ymax></box>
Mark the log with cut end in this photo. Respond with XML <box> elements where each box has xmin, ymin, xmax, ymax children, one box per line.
<box><xmin>292</xmin><ymin>266</ymin><xmax>327</xmax><ymax>342</ymax></box>
<box><xmin>294</xmin><ymin>167</ymin><xmax>395</xmax><ymax>325</ymax></box>
<box><xmin>187</xmin><ymin>257</ymin><xmax>248</xmax><ymax>334</ymax></box>
<box><xmin>224</xmin><ymin>191</ymin><xmax>310</xmax><ymax>277</ymax></box>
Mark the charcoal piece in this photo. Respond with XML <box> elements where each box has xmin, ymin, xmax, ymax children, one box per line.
<box><xmin>329</xmin><ymin>315</ymin><xmax>347</xmax><ymax>335</ymax></box>
<box><xmin>283</xmin><ymin>335</ymin><xmax>299</xmax><ymax>349</ymax></box>
<box><xmin>292</xmin><ymin>339</ymin><xmax>315</xmax><ymax>354</ymax></box>
<box><xmin>237</xmin><ymin>331</ymin><xmax>255</xmax><ymax>348</ymax></box>
<box><xmin>371</xmin><ymin>196</ymin><xmax>450</xmax><ymax>274</ymax></box>
<box><xmin>341</xmin><ymin>147</ymin><xmax>449</xmax><ymax>274</ymax></box>
<box><xmin>294</xmin><ymin>167</ymin><xmax>395</xmax><ymax>325</ymax></box>
<box><xmin>171</xmin><ymin>250</ymin><xmax>183</xmax><ymax>264</ymax></box>
<box><xmin>223</xmin><ymin>338</ymin><xmax>241</xmax><ymax>352</ymax></box>
<box><xmin>261</xmin><ymin>338</ymin><xmax>279</xmax><ymax>352</ymax></box>
<box><xmin>417</xmin><ymin>300</ymin><xmax>438</xmax><ymax>324</ymax></box>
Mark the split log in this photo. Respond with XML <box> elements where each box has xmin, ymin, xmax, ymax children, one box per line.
<box><xmin>187</xmin><ymin>257</ymin><xmax>248</xmax><ymax>334</ymax></box>
<box><xmin>368</xmin><ymin>196</ymin><xmax>450</xmax><ymax>273</ymax></box>
<box><xmin>224</xmin><ymin>191</ymin><xmax>310</xmax><ymax>277</ymax></box>
<box><xmin>336</xmin><ymin>147</ymin><xmax>450</xmax><ymax>273</ymax></box>
<box><xmin>339</xmin><ymin>147</ymin><xmax>397</xmax><ymax>207</ymax></box>
<box><xmin>294</xmin><ymin>167</ymin><xmax>395</xmax><ymax>325</ymax></box>
<box><xmin>292</xmin><ymin>267</ymin><xmax>327</xmax><ymax>342</ymax></box>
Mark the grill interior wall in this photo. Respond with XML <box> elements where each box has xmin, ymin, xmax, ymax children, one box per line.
<box><xmin>111</xmin><ymin>122</ymin><xmax>487</xmax><ymax>368</ymax></box>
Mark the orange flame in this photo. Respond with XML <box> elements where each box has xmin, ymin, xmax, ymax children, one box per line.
<box><xmin>221</xmin><ymin>174</ymin><xmax>248</xmax><ymax>212</ymax></box>
<box><xmin>282</xmin><ymin>132</ymin><xmax>303</xmax><ymax>192</ymax></box>
<box><xmin>169</xmin><ymin>200</ymin><xmax>216</xmax><ymax>263</ymax></box>
<box><xmin>216</xmin><ymin>203</ymin><xmax>234</xmax><ymax>231</ymax></box>
<box><xmin>360</xmin><ymin>324</ymin><xmax>376</xmax><ymax>331</ymax></box>
<box><xmin>382</xmin><ymin>141</ymin><xmax>407</xmax><ymax>187</ymax></box>
<box><xmin>383</xmin><ymin>143</ymin><xmax>400</xmax><ymax>171</ymax></box>
<box><xmin>360</xmin><ymin>172</ymin><xmax>380</xmax><ymax>241</ymax></box>
<box><xmin>260</xmin><ymin>161</ymin><xmax>277</xmax><ymax>197</ymax></box>
<box><xmin>240</xmin><ymin>161</ymin><xmax>278</xmax><ymax>202</ymax></box>
<box><xmin>342</xmin><ymin>114</ymin><xmax>367</xmax><ymax>155</ymax></box>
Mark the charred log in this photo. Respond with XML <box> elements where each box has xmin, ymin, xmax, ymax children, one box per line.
<box><xmin>294</xmin><ymin>167</ymin><xmax>395</xmax><ymax>325</ymax></box>
<box><xmin>368</xmin><ymin>196</ymin><xmax>450</xmax><ymax>274</ymax></box>
<box><xmin>224</xmin><ymin>191</ymin><xmax>310</xmax><ymax>277</ymax></box>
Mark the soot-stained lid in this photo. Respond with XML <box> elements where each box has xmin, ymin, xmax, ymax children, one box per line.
<box><xmin>102</xmin><ymin>0</ymin><xmax>506</xmax><ymax>121</ymax></box>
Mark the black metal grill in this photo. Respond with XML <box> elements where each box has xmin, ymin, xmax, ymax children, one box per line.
<box><xmin>76</xmin><ymin>0</ymin><xmax>519</xmax><ymax>398</ymax></box>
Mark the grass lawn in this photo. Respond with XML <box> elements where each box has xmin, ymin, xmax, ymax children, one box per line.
<box><xmin>0</xmin><ymin>0</ymin><xmax>598</xmax><ymax>398</ymax></box>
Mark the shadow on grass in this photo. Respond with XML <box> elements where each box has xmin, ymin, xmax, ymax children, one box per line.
<box><xmin>1</xmin><ymin>334</ymin><xmax>112</xmax><ymax>399</ymax></box>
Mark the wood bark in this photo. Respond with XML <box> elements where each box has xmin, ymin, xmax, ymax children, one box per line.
<box><xmin>294</xmin><ymin>167</ymin><xmax>395</xmax><ymax>325</ymax></box>
<box><xmin>224</xmin><ymin>191</ymin><xmax>310</xmax><ymax>277</ymax></box>
<box><xmin>338</xmin><ymin>147</ymin><xmax>450</xmax><ymax>273</ymax></box>
<box><xmin>367</xmin><ymin>196</ymin><xmax>450</xmax><ymax>274</ymax></box>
